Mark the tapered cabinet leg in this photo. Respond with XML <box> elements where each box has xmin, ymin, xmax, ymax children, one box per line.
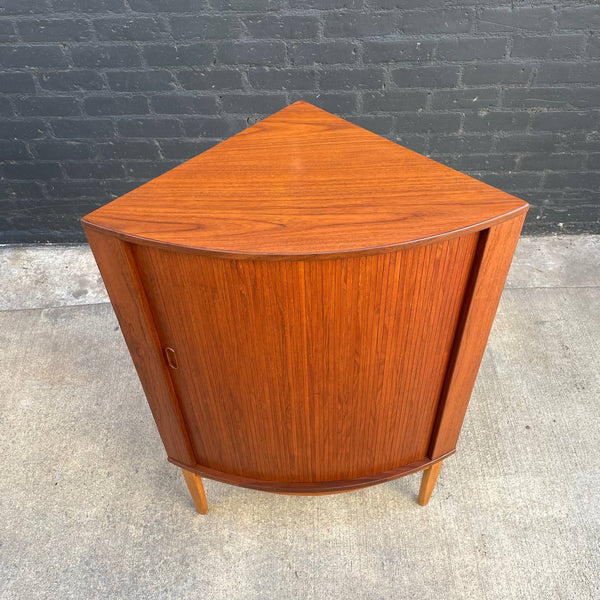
<box><xmin>182</xmin><ymin>468</ymin><xmax>208</xmax><ymax>514</ymax></box>
<box><xmin>418</xmin><ymin>461</ymin><xmax>443</xmax><ymax>506</ymax></box>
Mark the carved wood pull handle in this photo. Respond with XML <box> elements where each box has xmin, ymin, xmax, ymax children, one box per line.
<box><xmin>164</xmin><ymin>347</ymin><xmax>179</xmax><ymax>369</ymax></box>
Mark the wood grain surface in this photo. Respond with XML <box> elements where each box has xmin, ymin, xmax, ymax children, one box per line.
<box><xmin>85</xmin><ymin>227</ymin><xmax>195</xmax><ymax>466</ymax></box>
<box><xmin>82</xmin><ymin>101</ymin><xmax>527</xmax><ymax>258</ymax></box>
<box><xmin>131</xmin><ymin>234</ymin><xmax>478</xmax><ymax>484</ymax></box>
<box><xmin>428</xmin><ymin>213</ymin><xmax>527</xmax><ymax>459</ymax></box>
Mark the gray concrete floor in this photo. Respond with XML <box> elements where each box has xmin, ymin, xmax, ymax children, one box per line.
<box><xmin>1</xmin><ymin>236</ymin><xmax>599</xmax><ymax>599</ymax></box>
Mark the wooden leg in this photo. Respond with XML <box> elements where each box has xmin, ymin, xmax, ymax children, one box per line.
<box><xmin>418</xmin><ymin>461</ymin><xmax>443</xmax><ymax>506</ymax></box>
<box><xmin>182</xmin><ymin>469</ymin><xmax>208</xmax><ymax>514</ymax></box>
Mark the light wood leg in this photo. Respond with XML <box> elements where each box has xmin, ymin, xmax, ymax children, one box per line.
<box><xmin>418</xmin><ymin>461</ymin><xmax>443</xmax><ymax>506</ymax></box>
<box><xmin>182</xmin><ymin>469</ymin><xmax>208</xmax><ymax>514</ymax></box>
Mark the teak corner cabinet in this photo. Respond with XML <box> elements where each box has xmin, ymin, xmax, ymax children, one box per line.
<box><xmin>82</xmin><ymin>102</ymin><xmax>528</xmax><ymax>514</ymax></box>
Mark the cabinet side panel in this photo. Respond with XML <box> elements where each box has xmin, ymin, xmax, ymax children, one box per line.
<box><xmin>429</xmin><ymin>213</ymin><xmax>526</xmax><ymax>459</ymax></box>
<box><xmin>84</xmin><ymin>226</ymin><xmax>195</xmax><ymax>465</ymax></box>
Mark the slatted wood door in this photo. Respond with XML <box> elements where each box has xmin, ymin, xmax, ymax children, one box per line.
<box><xmin>130</xmin><ymin>231</ymin><xmax>480</xmax><ymax>487</ymax></box>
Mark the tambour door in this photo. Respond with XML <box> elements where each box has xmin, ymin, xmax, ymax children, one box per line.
<box><xmin>131</xmin><ymin>232</ymin><xmax>480</xmax><ymax>484</ymax></box>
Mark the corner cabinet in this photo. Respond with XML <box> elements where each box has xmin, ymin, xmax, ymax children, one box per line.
<box><xmin>83</xmin><ymin>101</ymin><xmax>528</xmax><ymax>513</ymax></box>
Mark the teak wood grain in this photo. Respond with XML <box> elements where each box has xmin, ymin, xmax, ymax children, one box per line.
<box><xmin>83</xmin><ymin>101</ymin><xmax>526</xmax><ymax>260</ymax></box>
<box><xmin>428</xmin><ymin>214</ymin><xmax>527</xmax><ymax>460</ymax></box>
<box><xmin>132</xmin><ymin>235</ymin><xmax>477</xmax><ymax>484</ymax></box>
<box><xmin>85</xmin><ymin>227</ymin><xmax>194</xmax><ymax>466</ymax></box>
<box><xmin>82</xmin><ymin>101</ymin><xmax>527</xmax><ymax>505</ymax></box>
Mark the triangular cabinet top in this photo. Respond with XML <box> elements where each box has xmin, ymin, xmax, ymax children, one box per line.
<box><xmin>82</xmin><ymin>101</ymin><xmax>528</xmax><ymax>259</ymax></box>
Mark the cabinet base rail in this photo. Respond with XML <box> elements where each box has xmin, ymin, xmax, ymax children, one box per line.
<box><xmin>175</xmin><ymin>451</ymin><xmax>453</xmax><ymax>513</ymax></box>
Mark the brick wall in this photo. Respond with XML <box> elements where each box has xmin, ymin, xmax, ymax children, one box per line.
<box><xmin>1</xmin><ymin>0</ymin><xmax>599</xmax><ymax>242</ymax></box>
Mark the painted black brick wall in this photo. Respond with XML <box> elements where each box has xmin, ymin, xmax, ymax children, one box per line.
<box><xmin>1</xmin><ymin>0</ymin><xmax>599</xmax><ymax>242</ymax></box>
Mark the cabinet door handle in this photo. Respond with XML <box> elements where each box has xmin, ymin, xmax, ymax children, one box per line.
<box><xmin>164</xmin><ymin>346</ymin><xmax>179</xmax><ymax>369</ymax></box>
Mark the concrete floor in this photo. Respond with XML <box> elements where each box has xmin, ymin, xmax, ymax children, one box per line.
<box><xmin>1</xmin><ymin>236</ymin><xmax>599</xmax><ymax>599</ymax></box>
